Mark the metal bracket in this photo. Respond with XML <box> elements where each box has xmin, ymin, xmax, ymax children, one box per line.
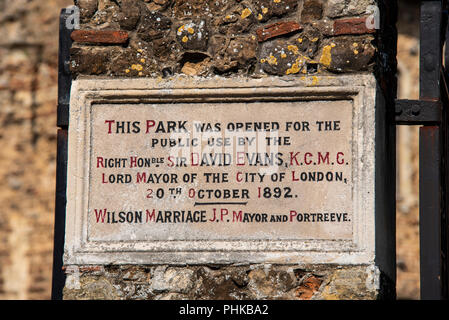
<box><xmin>57</xmin><ymin>8</ymin><xmax>73</xmax><ymax>128</ymax></box>
<box><xmin>395</xmin><ymin>99</ymin><xmax>442</xmax><ymax>125</ymax></box>
<box><xmin>52</xmin><ymin>8</ymin><xmax>73</xmax><ymax>300</ymax></box>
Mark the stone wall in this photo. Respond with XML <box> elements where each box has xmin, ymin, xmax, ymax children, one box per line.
<box><xmin>70</xmin><ymin>0</ymin><xmax>383</xmax><ymax>79</ymax></box>
<box><xmin>63</xmin><ymin>0</ymin><xmax>398</xmax><ymax>300</ymax></box>
<box><xmin>63</xmin><ymin>265</ymin><xmax>385</xmax><ymax>300</ymax></box>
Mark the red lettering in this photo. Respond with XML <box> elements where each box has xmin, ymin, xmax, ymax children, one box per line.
<box><xmin>221</xmin><ymin>209</ymin><xmax>229</xmax><ymax>221</ymax></box>
<box><xmin>146</xmin><ymin>120</ymin><xmax>156</xmax><ymax>133</ymax></box>
<box><xmin>105</xmin><ymin>120</ymin><xmax>115</xmax><ymax>134</ymax></box>
<box><xmin>289</xmin><ymin>210</ymin><xmax>297</xmax><ymax>222</ymax></box>
<box><xmin>236</xmin><ymin>152</ymin><xmax>245</xmax><ymax>166</ymax></box>
<box><xmin>236</xmin><ymin>172</ymin><xmax>242</xmax><ymax>182</ymax></box>
<box><xmin>167</xmin><ymin>156</ymin><xmax>174</xmax><ymax>167</ymax></box>
<box><xmin>94</xmin><ymin>209</ymin><xmax>107</xmax><ymax>223</ymax></box>
<box><xmin>191</xmin><ymin>153</ymin><xmax>199</xmax><ymax>166</ymax></box>
<box><xmin>304</xmin><ymin>152</ymin><xmax>313</xmax><ymax>165</ymax></box>
<box><xmin>130</xmin><ymin>156</ymin><xmax>137</xmax><ymax>168</ymax></box>
<box><xmin>290</xmin><ymin>152</ymin><xmax>300</xmax><ymax>165</ymax></box>
<box><xmin>233</xmin><ymin>211</ymin><xmax>243</xmax><ymax>222</ymax></box>
<box><xmin>136</xmin><ymin>172</ymin><xmax>147</xmax><ymax>183</ymax></box>
<box><xmin>318</xmin><ymin>152</ymin><xmax>329</xmax><ymax>165</ymax></box>
<box><xmin>292</xmin><ymin>171</ymin><xmax>299</xmax><ymax>181</ymax></box>
<box><xmin>97</xmin><ymin>157</ymin><xmax>104</xmax><ymax>168</ymax></box>
<box><xmin>146</xmin><ymin>209</ymin><xmax>156</xmax><ymax>222</ymax></box>
<box><xmin>337</xmin><ymin>152</ymin><xmax>345</xmax><ymax>164</ymax></box>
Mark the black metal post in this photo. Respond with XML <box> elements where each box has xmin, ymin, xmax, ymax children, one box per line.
<box><xmin>51</xmin><ymin>130</ymin><xmax>68</xmax><ymax>300</ymax></box>
<box><xmin>419</xmin><ymin>126</ymin><xmax>443</xmax><ymax>299</ymax></box>
<box><xmin>51</xmin><ymin>8</ymin><xmax>73</xmax><ymax>300</ymax></box>
<box><xmin>419</xmin><ymin>0</ymin><xmax>444</xmax><ymax>300</ymax></box>
<box><xmin>57</xmin><ymin>8</ymin><xmax>73</xmax><ymax>128</ymax></box>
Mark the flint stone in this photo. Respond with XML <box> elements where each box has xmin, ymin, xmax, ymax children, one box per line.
<box><xmin>176</xmin><ymin>19</ymin><xmax>209</xmax><ymax>51</ymax></box>
<box><xmin>75</xmin><ymin>0</ymin><xmax>98</xmax><ymax>21</ymax></box>
<box><xmin>137</xmin><ymin>11</ymin><xmax>172</xmax><ymax>41</ymax></box>
<box><xmin>252</xmin><ymin>0</ymin><xmax>298</xmax><ymax>22</ymax></box>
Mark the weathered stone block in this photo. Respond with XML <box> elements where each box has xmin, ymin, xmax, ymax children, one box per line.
<box><xmin>75</xmin><ymin>0</ymin><xmax>98</xmax><ymax>22</ymax></box>
<box><xmin>115</xmin><ymin>0</ymin><xmax>141</xmax><ymax>30</ymax></box>
<box><xmin>326</xmin><ymin>0</ymin><xmax>375</xmax><ymax>18</ymax></box>
<box><xmin>259</xmin><ymin>39</ymin><xmax>309</xmax><ymax>75</ymax></box>
<box><xmin>151</xmin><ymin>267</ymin><xmax>195</xmax><ymax>294</ymax></box>
<box><xmin>226</xmin><ymin>35</ymin><xmax>258</xmax><ymax>66</ymax></box>
<box><xmin>137</xmin><ymin>11</ymin><xmax>172</xmax><ymax>41</ymax></box>
<box><xmin>301</xmin><ymin>0</ymin><xmax>323</xmax><ymax>23</ymax></box>
<box><xmin>173</xmin><ymin>0</ymin><xmax>215</xmax><ymax>18</ymax></box>
<box><xmin>248</xmin><ymin>269</ymin><xmax>295</xmax><ymax>299</ymax></box>
<box><xmin>147</xmin><ymin>0</ymin><xmax>173</xmax><ymax>11</ymax></box>
<box><xmin>320</xmin><ymin>37</ymin><xmax>376</xmax><ymax>73</ymax></box>
<box><xmin>152</xmin><ymin>37</ymin><xmax>182</xmax><ymax>63</ymax></box>
<box><xmin>176</xmin><ymin>19</ymin><xmax>209</xmax><ymax>51</ymax></box>
<box><xmin>211</xmin><ymin>34</ymin><xmax>257</xmax><ymax>74</ymax></box>
<box><xmin>295</xmin><ymin>275</ymin><xmax>323</xmax><ymax>299</ymax></box>
<box><xmin>215</xmin><ymin>3</ymin><xmax>256</xmax><ymax>35</ymax></box>
<box><xmin>252</xmin><ymin>0</ymin><xmax>298</xmax><ymax>22</ymax></box>
<box><xmin>295</xmin><ymin>27</ymin><xmax>321</xmax><ymax>58</ymax></box>
<box><xmin>70</xmin><ymin>46</ymin><xmax>110</xmax><ymax>75</ymax></box>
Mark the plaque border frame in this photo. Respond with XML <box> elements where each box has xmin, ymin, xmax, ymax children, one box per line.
<box><xmin>64</xmin><ymin>75</ymin><xmax>378</xmax><ymax>266</ymax></box>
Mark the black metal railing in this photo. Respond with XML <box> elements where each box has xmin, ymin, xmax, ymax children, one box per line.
<box><xmin>395</xmin><ymin>0</ymin><xmax>448</xmax><ymax>300</ymax></box>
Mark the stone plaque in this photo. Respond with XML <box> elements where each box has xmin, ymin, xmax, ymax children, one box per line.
<box><xmin>90</xmin><ymin>99</ymin><xmax>352</xmax><ymax>242</ymax></box>
<box><xmin>65</xmin><ymin>76</ymin><xmax>377</xmax><ymax>265</ymax></box>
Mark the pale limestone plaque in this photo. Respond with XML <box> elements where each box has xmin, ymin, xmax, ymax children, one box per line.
<box><xmin>89</xmin><ymin>100</ymin><xmax>352</xmax><ymax>241</ymax></box>
<box><xmin>65</xmin><ymin>76</ymin><xmax>377</xmax><ymax>265</ymax></box>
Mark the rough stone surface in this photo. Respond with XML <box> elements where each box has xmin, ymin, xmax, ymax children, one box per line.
<box><xmin>252</xmin><ymin>0</ymin><xmax>298</xmax><ymax>22</ymax></box>
<box><xmin>215</xmin><ymin>3</ymin><xmax>257</xmax><ymax>36</ymax></box>
<box><xmin>137</xmin><ymin>10</ymin><xmax>172</xmax><ymax>42</ymax></box>
<box><xmin>115</xmin><ymin>0</ymin><xmax>141</xmax><ymax>30</ymax></box>
<box><xmin>75</xmin><ymin>0</ymin><xmax>98</xmax><ymax>22</ymax></box>
<box><xmin>63</xmin><ymin>265</ymin><xmax>391</xmax><ymax>300</ymax></box>
<box><xmin>68</xmin><ymin>0</ymin><xmax>385</xmax><ymax>78</ymax></box>
<box><xmin>176</xmin><ymin>19</ymin><xmax>209</xmax><ymax>51</ymax></box>
<box><xmin>258</xmin><ymin>37</ymin><xmax>323</xmax><ymax>75</ymax></box>
<box><xmin>301</xmin><ymin>0</ymin><xmax>323</xmax><ymax>24</ymax></box>
<box><xmin>70</xmin><ymin>46</ymin><xmax>111</xmax><ymax>75</ymax></box>
<box><xmin>326</xmin><ymin>0</ymin><xmax>375</xmax><ymax>18</ymax></box>
<box><xmin>321</xmin><ymin>36</ymin><xmax>376</xmax><ymax>73</ymax></box>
